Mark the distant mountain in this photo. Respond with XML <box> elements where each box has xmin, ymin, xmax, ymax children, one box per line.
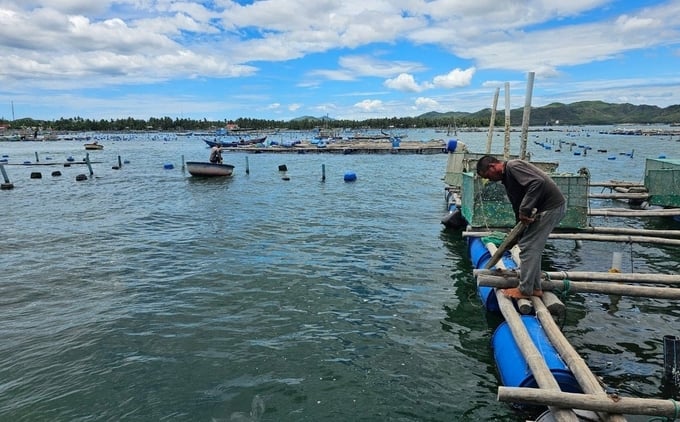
<box><xmin>290</xmin><ymin>115</ymin><xmax>336</xmax><ymax>122</ymax></box>
<box><xmin>419</xmin><ymin>101</ymin><xmax>680</xmax><ymax>126</ymax></box>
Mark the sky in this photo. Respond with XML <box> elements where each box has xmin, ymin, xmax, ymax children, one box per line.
<box><xmin>1</xmin><ymin>0</ymin><xmax>680</xmax><ymax>122</ymax></box>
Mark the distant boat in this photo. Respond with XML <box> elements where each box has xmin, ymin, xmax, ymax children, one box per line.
<box><xmin>186</xmin><ymin>161</ymin><xmax>235</xmax><ymax>177</ymax></box>
<box><xmin>203</xmin><ymin>136</ymin><xmax>266</xmax><ymax>148</ymax></box>
<box><xmin>84</xmin><ymin>142</ymin><xmax>103</xmax><ymax>150</ymax></box>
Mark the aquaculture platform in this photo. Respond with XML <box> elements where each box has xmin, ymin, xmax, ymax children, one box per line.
<box><xmin>219</xmin><ymin>140</ymin><xmax>447</xmax><ymax>154</ymax></box>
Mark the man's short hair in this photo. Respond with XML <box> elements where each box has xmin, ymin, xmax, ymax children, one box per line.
<box><xmin>476</xmin><ymin>155</ymin><xmax>499</xmax><ymax>175</ymax></box>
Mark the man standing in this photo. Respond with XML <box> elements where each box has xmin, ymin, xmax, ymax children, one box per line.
<box><xmin>476</xmin><ymin>156</ymin><xmax>566</xmax><ymax>299</ymax></box>
<box><xmin>209</xmin><ymin>143</ymin><xmax>223</xmax><ymax>164</ymax></box>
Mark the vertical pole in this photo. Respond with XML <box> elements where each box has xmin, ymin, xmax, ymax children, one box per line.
<box><xmin>519</xmin><ymin>71</ymin><xmax>535</xmax><ymax>161</ymax></box>
<box><xmin>321</xmin><ymin>164</ymin><xmax>326</xmax><ymax>182</ymax></box>
<box><xmin>35</xmin><ymin>151</ymin><xmax>39</xmax><ymax>163</ymax></box>
<box><xmin>245</xmin><ymin>156</ymin><xmax>250</xmax><ymax>174</ymax></box>
<box><xmin>181</xmin><ymin>154</ymin><xmax>185</xmax><ymax>170</ymax></box>
<box><xmin>503</xmin><ymin>82</ymin><xmax>511</xmax><ymax>160</ymax></box>
<box><xmin>0</xmin><ymin>163</ymin><xmax>10</xmax><ymax>183</ymax></box>
<box><xmin>118</xmin><ymin>155</ymin><xmax>122</xmax><ymax>169</ymax></box>
<box><xmin>664</xmin><ymin>335</ymin><xmax>680</xmax><ymax>387</ymax></box>
<box><xmin>85</xmin><ymin>153</ymin><xmax>93</xmax><ymax>176</ymax></box>
<box><xmin>485</xmin><ymin>87</ymin><xmax>500</xmax><ymax>154</ymax></box>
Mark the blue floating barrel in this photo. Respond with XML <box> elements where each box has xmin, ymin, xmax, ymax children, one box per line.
<box><xmin>343</xmin><ymin>171</ymin><xmax>357</xmax><ymax>182</ymax></box>
<box><xmin>123</xmin><ymin>160</ymin><xmax>130</xmax><ymax>164</ymax></box>
<box><xmin>0</xmin><ymin>159</ymin><xmax>7</xmax><ymax>163</ymax></box>
<box><xmin>67</xmin><ymin>156</ymin><xmax>75</xmax><ymax>162</ymax></box>
<box><xmin>23</xmin><ymin>161</ymin><xmax>31</xmax><ymax>164</ymax></box>
<box><xmin>163</xmin><ymin>163</ymin><xmax>174</xmax><ymax>170</ymax></box>
<box><xmin>391</xmin><ymin>137</ymin><xmax>401</xmax><ymax>148</ymax></box>
<box><xmin>608</xmin><ymin>156</ymin><xmax>616</xmax><ymax>160</ymax></box>
<box><xmin>659</xmin><ymin>154</ymin><xmax>667</xmax><ymax>159</ymax></box>
<box><xmin>446</xmin><ymin>139</ymin><xmax>459</xmax><ymax>152</ymax></box>
<box><xmin>468</xmin><ymin>237</ymin><xmax>516</xmax><ymax>312</ymax></box>
<box><xmin>492</xmin><ymin>316</ymin><xmax>582</xmax><ymax>393</ymax></box>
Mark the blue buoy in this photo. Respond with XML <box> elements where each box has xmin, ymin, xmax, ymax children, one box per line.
<box><xmin>659</xmin><ymin>154</ymin><xmax>667</xmax><ymax>159</ymax></box>
<box><xmin>67</xmin><ymin>156</ymin><xmax>75</xmax><ymax>162</ymax></box>
<box><xmin>343</xmin><ymin>171</ymin><xmax>357</xmax><ymax>182</ymax></box>
<box><xmin>163</xmin><ymin>163</ymin><xmax>174</xmax><ymax>170</ymax></box>
<box><xmin>446</xmin><ymin>139</ymin><xmax>459</xmax><ymax>152</ymax></box>
<box><xmin>608</xmin><ymin>156</ymin><xmax>616</xmax><ymax>160</ymax></box>
<box><xmin>492</xmin><ymin>316</ymin><xmax>582</xmax><ymax>394</ymax></box>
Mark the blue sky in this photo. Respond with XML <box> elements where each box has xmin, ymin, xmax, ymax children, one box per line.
<box><xmin>1</xmin><ymin>0</ymin><xmax>679</xmax><ymax>122</ymax></box>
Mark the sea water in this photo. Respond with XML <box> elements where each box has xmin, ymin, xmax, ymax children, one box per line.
<box><xmin>0</xmin><ymin>127</ymin><xmax>678</xmax><ymax>421</ymax></box>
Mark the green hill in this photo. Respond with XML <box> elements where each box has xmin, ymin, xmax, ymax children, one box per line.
<box><xmin>431</xmin><ymin>101</ymin><xmax>680</xmax><ymax>126</ymax></box>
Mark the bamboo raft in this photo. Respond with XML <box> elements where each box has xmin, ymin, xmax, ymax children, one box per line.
<box><xmin>442</xmin><ymin>75</ymin><xmax>680</xmax><ymax>420</ymax></box>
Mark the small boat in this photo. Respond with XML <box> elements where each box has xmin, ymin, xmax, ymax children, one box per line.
<box><xmin>203</xmin><ymin>136</ymin><xmax>266</xmax><ymax>148</ymax></box>
<box><xmin>185</xmin><ymin>161</ymin><xmax>235</xmax><ymax>177</ymax></box>
<box><xmin>84</xmin><ymin>142</ymin><xmax>103</xmax><ymax>150</ymax></box>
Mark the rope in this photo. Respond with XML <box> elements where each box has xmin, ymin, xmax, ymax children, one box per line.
<box><xmin>647</xmin><ymin>398</ymin><xmax>679</xmax><ymax>421</ymax></box>
<box><xmin>555</xmin><ymin>278</ymin><xmax>571</xmax><ymax>301</ymax></box>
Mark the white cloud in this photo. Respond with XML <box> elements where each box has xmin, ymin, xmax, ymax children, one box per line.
<box><xmin>354</xmin><ymin>99</ymin><xmax>383</xmax><ymax>112</ymax></box>
<box><xmin>384</xmin><ymin>73</ymin><xmax>432</xmax><ymax>92</ymax></box>
<box><xmin>433</xmin><ymin>67</ymin><xmax>476</xmax><ymax>88</ymax></box>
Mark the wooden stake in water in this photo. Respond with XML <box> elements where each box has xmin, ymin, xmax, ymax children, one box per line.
<box><xmin>519</xmin><ymin>71</ymin><xmax>535</xmax><ymax>161</ymax></box>
<box><xmin>503</xmin><ymin>82</ymin><xmax>511</xmax><ymax>160</ymax></box>
<box><xmin>485</xmin><ymin>87</ymin><xmax>500</xmax><ymax>154</ymax></box>
<box><xmin>85</xmin><ymin>153</ymin><xmax>93</xmax><ymax>176</ymax></box>
<box><xmin>245</xmin><ymin>156</ymin><xmax>250</xmax><ymax>174</ymax></box>
<box><xmin>0</xmin><ymin>164</ymin><xmax>14</xmax><ymax>190</ymax></box>
<box><xmin>321</xmin><ymin>164</ymin><xmax>326</xmax><ymax>181</ymax></box>
<box><xmin>35</xmin><ymin>151</ymin><xmax>39</xmax><ymax>163</ymax></box>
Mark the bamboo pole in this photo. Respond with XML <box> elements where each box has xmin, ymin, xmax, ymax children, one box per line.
<box><xmin>485</xmin><ymin>87</ymin><xmax>500</xmax><ymax>154</ymax></box>
<box><xmin>572</xmin><ymin>226</ymin><xmax>680</xmax><ymax>238</ymax></box>
<box><xmin>494</xmin><ymin>291</ymin><xmax>580</xmax><ymax>421</ymax></box>
<box><xmin>589</xmin><ymin>181</ymin><xmax>645</xmax><ymax>188</ymax></box>
<box><xmin>589</xmin><ymin>208</ymin><xmax>680</xmax><ymax>217</ymax></box>
<box><xmin>546</xmin><ymin>233</ymin><xmax>680</xmax><ymax>246</ymax></box>
<box><xmin>531</xmin><ymin>298</ymin><xmax>627</xmax><ymax>422</ymax></box>
<box><xmin>519</xmin><ymin>71</ymin><xmax>535</xmax><ymax>161</ymax></box>
<box><xmin>477</xmin><ymin>275</ymin><xmax>680</xmax><ymax>299</ymax></box>
<box><xmin>498</xmin><ymin>387</ymin><xmax>680</xmax><ymax>418</ymax></box>
<box><xmin>465</xmin><ymin>226</ymin><xmax>680</xmax><ymax>238</ymax></box>
<box><xmin>588</xmin><ymin>193</ymin><xmax>649</xmax><ymax>200</ymax></box>
<box><xmin>503</xmin><ymin>82</ymin><xmax>511</xmax><ymax>160</ymax></box>
<box><xmin>474</xmin><ymin>269</ymin><xmax>680</xmax><ymax>284</ymax></box>
<box><xmin>462</xmin><ymin>231</ymin><xmax>680</xmax><ymax>246</ymax></box>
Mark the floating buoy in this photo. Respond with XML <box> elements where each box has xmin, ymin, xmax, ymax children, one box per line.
<box><xmin>1</xmin><ymin>183</ymin><xmax>14</xmax><ymax>190</ymax></box>
<box><xmin>66</xmin><ymin>156</ymin><xmax>75</xmax><ymax>162</ymax></box>
<box><xmin>0</xmin><ymin>159</ymin><xmax>7</xmax><ymax>163</ymax></box>
<box><xmin>51</xmin><ymin>171</ymin><xmax>62</xmax><ymax>177</ymax></box>
<box><xmin>493</xmin><ymin>316</ymin><xmax>582</xmax><ymax>394</ymax></box>
<box><xmin>123</xmin><ymin>160</ymin><xmax>130</xmax><ymax>164</ymax></box>
<box><xmin>446</xmin><ymin>139</ymin><xmax>459</xmax><ymax>152</ymax></box>
<box><xmin>163</xmin><ymin>163</ymin><xmax>174</xmax><ymax>170</ymax></box>
<box><xmin>23</xmin><ymin>161</ymin><xmax>31</xmax><ymax>164</ymax></box>
<box><xmin>343</xmin><ymin>171</ymin><xmax>357</xmax><ymax>182</ymax></box>
<box><xmin>30</xmin><ymin>172</ymin><xmax>42</xmax><ymax>179</ymax></box>
<box><xmin>63</xmin><ymin>163</ymin><xmax>71</xmax><ymax>167</ymax></box>
<box><xmin>608</xmin><ymin>156</ymin><xmax>616</xmax><ymax>160</ymax></box>
<box><xmin>282</xmin><ymin>176</ymin><xmax>290</xmax><ymax>181</ymax></box>
<box><xmin>278</xmin><ymin>164</ymin><xmax>288</xmax><ymax>172</ymax></box>
<box><xmin>659</xmin><ymin>154</ymin><xmax>667</xmax><ymax>159</ymax></box>
<box><xmin>75</xmin><ymin>174</ymin><xmax>88</xmax><ymax>181</ymax></box>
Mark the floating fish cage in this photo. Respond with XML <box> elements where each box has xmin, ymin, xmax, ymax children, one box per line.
<box><xmin>645</xmin><ymin>158</ymin><xmax>680</xmax><ymax>208</ymax></box>
<box><xmin>460</xmin><ymin>171</ymin><xmax>589</xmax><ymax>229</ymax></box>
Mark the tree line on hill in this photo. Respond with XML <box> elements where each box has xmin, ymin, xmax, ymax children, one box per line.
<box><xmin>2</xmin><ymin>101</ymin><xmax>679</xmax><ymax>132</ymax></box>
